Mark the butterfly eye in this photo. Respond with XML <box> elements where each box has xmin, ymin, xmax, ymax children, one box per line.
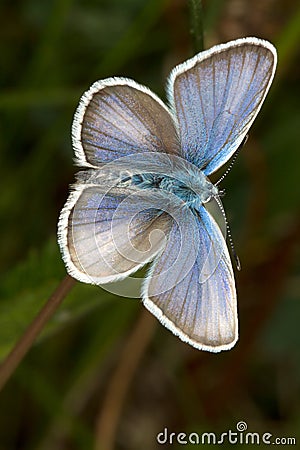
<box><xmin>202</xmin><ymin>193</ymin><xmax>212</xmax><ymax>204</ymax></box>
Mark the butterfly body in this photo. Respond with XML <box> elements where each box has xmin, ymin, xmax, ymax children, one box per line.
<box><xmin>58</xmin><ymin>37</ymin><xmax>277</xmax><ymax>352</ymax></box>
<box><xmin>128</xmin><ymin>165</ymin><xmax>218</xmax><ymax>210</ymax></box>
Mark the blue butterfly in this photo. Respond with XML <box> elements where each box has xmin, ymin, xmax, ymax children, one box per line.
<box><xmin>58</xmin><ymin>37</ymin><xmax>277</xmax><ymax>352</ymax></box>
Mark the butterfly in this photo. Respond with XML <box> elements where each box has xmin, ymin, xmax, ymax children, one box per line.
<box><xmin>58</xmin><ymin>37</ymin><xmax>277</xmax><ymax>352</ymax></box>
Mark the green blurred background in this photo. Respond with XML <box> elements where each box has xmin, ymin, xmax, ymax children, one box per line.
<box><xmin>0</xmin><ymin>0</ymin><xmax>300</xmax><ymax>449</ymax></box>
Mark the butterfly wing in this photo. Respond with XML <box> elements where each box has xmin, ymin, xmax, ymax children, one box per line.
<box><xmin>143</xmin><ymin>205</ymin><xmax>237</xmax><ymax>352</ymax></box>
<box><xmin>168</xmin><ymin>37</ymin><xmax>277</xmax><ymax>175</ymax></box>
<box><xmin>58</xmin><ymin>175</ymin><xmax>173</xmax><ymax>284</ymax></box>
<box><xmin>62</xmin><ymin>76</ymin><xmax>182</xmax><ymax>284</ymax></box>
<box><xmin>73</xmin><ymin>77</ymin><xmax>180</xmax><ymax>167</ymax></box>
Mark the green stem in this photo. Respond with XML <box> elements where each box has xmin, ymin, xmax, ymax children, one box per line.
<box><xmin>188</xmin><ymin>0</ymin><xmax>204</xmax><ymax>53</ymax></box>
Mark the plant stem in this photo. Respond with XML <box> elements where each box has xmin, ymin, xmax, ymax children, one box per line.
<box><xmin>188</xmin><ymin>0</ymin><xmax>204</xmax><ymax>53</ymax></box>
<box><xmin>0</xmin><ymin>274</ymin><xmax>76</xmax><ymax>391</ymax></box>
<box><xmin>94</xmin><ymin>308</ymin><xmax>157</xmax><ymax>450</ymax></box>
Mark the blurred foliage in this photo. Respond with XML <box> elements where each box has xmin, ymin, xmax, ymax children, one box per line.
<box><xmin>0</xmin><ymin>0</ymin><xmax>300</xmax><ymax>449</ymax></box>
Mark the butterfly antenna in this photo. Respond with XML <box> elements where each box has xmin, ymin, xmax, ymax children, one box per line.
<box><xmin>214</xmin><ymin>196</ymin><xmax>241</xmax><ymax>271</ymax></box>
<box><xmin>215</xmin><ymin>134</ymin><xmax>248</xmax><ymax>186</ymax></box>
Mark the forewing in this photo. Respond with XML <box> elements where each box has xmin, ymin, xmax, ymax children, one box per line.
<box><xmin>168</xmin><ymin>37</ymin><xmax>277</xmax><ymax>175</ymax></box>
<box><xmin>58</xmin><ymin>182</ymin><xmax>172</xmax><ymax>285</ymax></box>
<box><xmin>143</xmin><ymin>206</ymin><xmax>237</xmax><ymax>352</ymax></box>
<box><xmin>73</xmin><ymin>77</ymin><xmax>180</xmax><ymax>167</ymax></box>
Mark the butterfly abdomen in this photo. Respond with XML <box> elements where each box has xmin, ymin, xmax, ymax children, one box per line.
<box><xmin>128</xmin><ymin>169</ymin><xmax>218</xmax><ymax>209</ymax></box>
